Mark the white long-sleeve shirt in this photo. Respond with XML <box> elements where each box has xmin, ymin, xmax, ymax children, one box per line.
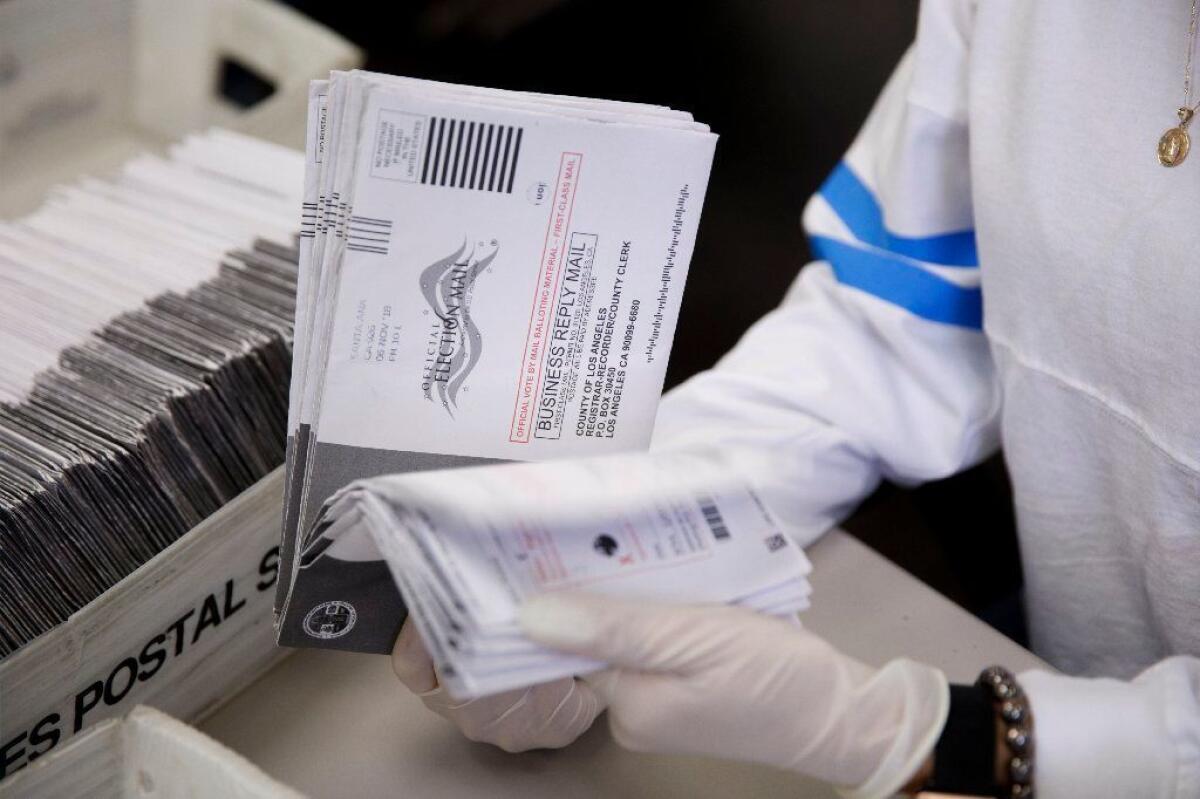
<box><xmin>651</xmin><ymin>2</ymin><xmax>1200</xmax><ymax>795</ymax></box>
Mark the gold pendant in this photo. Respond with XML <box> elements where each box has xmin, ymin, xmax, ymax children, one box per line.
<box><xmin>1159</xmin><ymin>107</ymin><xmax>1195</xmax><ymax>166</ymax></box>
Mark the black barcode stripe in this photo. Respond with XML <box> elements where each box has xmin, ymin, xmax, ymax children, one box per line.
<box><xmin>350</xmin><ymin>213</ymin><xmax>391</xmax><ymax>225</ymax></box>
<box><xmin>487</xmin><ymin>126</ymin><xmax>506</xmax><ymax>190</ymax></box>
<box><xmin>505</xmin><ymin>128</ymin><xmax>523</xmax><ymax>194</ymax></box>
<box><xmin>450</xmin><ymin>119</ymin><xmax>464</xmax><ymax>185</ymax></box>
<box><xmin>439</xmin><ymin>119</ymin><xmax>455</xmax><ymax>186</ymax></box>
<box><xmin>496</xmin><ymin>127</ymin><xmax>514</xmax><ymax>193</ymax></box>
<box><xmin>440</xmin><ymin>118</ymin><xmax>454</xmax><ymax>185</ymax></box>
<box><xmin>469</xmin><ymin>123</ymin><xmax>485</xmax><ymax>189</ymax></box>
<box><xmin>421</xmin><ymin>117</ymin><xmax>438</xmax><ymax>183</ymax></box>
<box><xmin>461</xmin><ymin>122</ymin><xmax>475</xmax><ymax>187</ymax></box>
<box><xmin>441</xmin><ymin>118</ymin><xmax>454</xmax><ymax>186</ymax></box>
<box><xmin>479</xmin><ymin>125</ymin><xmax>496</xmax><ymax>190</ymax></box>
<box><xmin>452</xmin><ymin>121</ymin><xmax>468</xmax><ymax>187</ymax></box>
<box><xmin>493</xmin><ymin>127</ymin><xmax>508</xmax><ymax>191</ymax></box>
<box><xmin>492</xmin><ymin>126</ymin><xmax>509</xmax><ymax>191</ymax></box>
<box><xmin>465</xmin><ymin>122</ymin><xmax>480</xmax><ymax>186</ymax></box>
<box><xmin>455</xmin><ymin>120</ymin><xmax>465</xmax><ymax>183</ymax></box>
<box><xmin>697</xmin><ymin>496</ymin><xmax>731</xmax><ymax>541</ymax></box>
<box><xmin>450</xmin><ymin>119</ymin><xmax>466</xmax><ymax>186</ymax></box>
<box><xmin>502</xmin><ymin>125</ymin><xmax>515</xmax><ymax>190</ymax></box>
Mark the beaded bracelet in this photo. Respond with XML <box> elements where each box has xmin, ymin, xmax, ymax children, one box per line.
<box><xmin>977</xmin><ymin>666</ymin><xmax>1036</xmax><ymax>798</ymax></box>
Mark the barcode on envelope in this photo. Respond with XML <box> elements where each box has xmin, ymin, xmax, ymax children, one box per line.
<box><xmin>347</xmin><ymin>215</ymin><xmax>392</xmax><ymax>255</ymax></box>
<box><xmin>764</xmin><ymin>534</ymin><xmax>788</xmax><ymax>553</ymax></box>
<box><xmin>300</xmin><ymin>201</ymin><xmax>318</xmax><ymax>238</ymax></box>
<box><xmin>421</xmin><ymin>118</ymin><xmax>523</xmax><ymax>193</ymax></box>
<box><xmin>696</xmin><ymin>496</ymin><xmax>731</xmax><ymax>541</ymax></box>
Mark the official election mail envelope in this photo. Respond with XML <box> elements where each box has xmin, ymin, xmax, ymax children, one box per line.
<box><xmin>277</xmin><ymin>72</ymin><xmax>717</xmax><ymax>654</ymax></box>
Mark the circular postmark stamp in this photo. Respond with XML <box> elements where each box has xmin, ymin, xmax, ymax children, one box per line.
<box><xmin>303</xmin><ymin>600</ymin><xmax>358</xmax><ymax>640</ymax></box>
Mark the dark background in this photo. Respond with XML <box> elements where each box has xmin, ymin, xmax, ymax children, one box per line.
<box><xmin>277</xmin><ymin>0</ymin><xmax>1026</xmax><ymax>643</ymax></box>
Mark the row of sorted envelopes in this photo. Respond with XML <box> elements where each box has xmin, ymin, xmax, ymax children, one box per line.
<box><xmin>0</xmin><ymin>131</ymin><xmax>304</xmax><ymax>658</ymax></box>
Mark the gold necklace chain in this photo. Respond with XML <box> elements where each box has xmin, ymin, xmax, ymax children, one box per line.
<box><xmin>1184</xmin><ymin>0</ymin><xmax>1199</xmax><ymax>112</ymax></box>
<box><xmin>1158</xmin><ymin>0</ymin><xmax>1199</xmax><ymax>166</ymax></box>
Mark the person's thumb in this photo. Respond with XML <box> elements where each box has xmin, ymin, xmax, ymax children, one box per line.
<box><xmin>518</xmin><ymin>592</ymin><xmax>741</xmax><ymax>674</ymax></box>
<box><xmin>392</xmin><ymin>618</ymin><xmax>438</xmax><ymax>694</ymax></box>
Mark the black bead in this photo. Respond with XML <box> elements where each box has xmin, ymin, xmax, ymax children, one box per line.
<box><xmin>1001</xmin><ymin>700</ymin><xmax>1027</xmax><ymax>724</ymax></box>
<box><xmin>995</xmin><ymin>679</ymin><xmax>1022</xmax><ymax>701</ymax></box>
<box><xmin>979</xmin><ymin>666</ymin><xmax>1008</xmax><ymax>690</ymax></box>
<box><xmin>1010</xmin><ymin>756</ymin><xmax>1033</xmax><ymax>784</ymax></box>
<box><xmin>1006</xmin><ymin>725</ymin><xmax>1031</xmax><ymax>755</ymax></box>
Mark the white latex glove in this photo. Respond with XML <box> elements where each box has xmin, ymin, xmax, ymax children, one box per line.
<box><xmin>392</xmin><ymin>618</ymin><xmax>604</xmax><ymax>752</ymax></box>
<box><xmin>519</xmin><ymin>594</ymin><xmax>948</xmax><ymax>799</ymax></box>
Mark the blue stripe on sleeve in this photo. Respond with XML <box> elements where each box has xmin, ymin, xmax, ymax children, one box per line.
<box><xmin>809</xmin><ymin>235</ymin><xmax>983</xmax><ymax>329</ymax></box>
<box><xmin>819</xmin><ymin>162</ymin><xmax>978</xmax><ymax>267</ymax></box>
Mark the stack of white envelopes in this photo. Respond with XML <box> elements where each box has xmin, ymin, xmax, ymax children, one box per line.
<box><xmin>275</xmin><ymin>70</ymin><xmax>722</xmax><ymax>655</ymax></box>
<box><xmin>308</xmin><ymin>452</ymin><xmax>812</xmax><ymax>699</ymax></box>
<box><xmin>0</xmin><ymin>130</ymin><xmax>301</xmax><ymax>659</ymax></box>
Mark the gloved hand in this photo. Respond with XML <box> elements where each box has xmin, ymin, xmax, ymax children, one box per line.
<box><xmin>392</xmin><ymin>618</ymin><xmax>604</xmax><ymax>752</ymax></box>
<box><xmin>519</xmin><ymin>594</ymin><xmax>948</xmax><ymax>799</ymax></box>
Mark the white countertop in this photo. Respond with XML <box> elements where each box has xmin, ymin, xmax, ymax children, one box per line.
<box><xmin>201</xmin><ymin>530</ymin><xmax>1045</xmax><ymax>798</ymax></box>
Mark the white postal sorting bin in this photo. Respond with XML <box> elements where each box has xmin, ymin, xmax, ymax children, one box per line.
<box><xmin>0</xmin><ymin>472</ymin><xmax>290</xmax><ymax>780</ymax></box>
<box><xmin>0</xmin><ymin>0</ymin><xmax>361</xmax><ymax>780</ymax></box>
<box><xmin>0</xmin><ymin>705</ymin><xmax>302</xmax><ymax>798</ymax></box>
<box><xmin>0</xmin><ymin>0</ymin><xmax>361</xmax><ymax>216</ymax></box>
